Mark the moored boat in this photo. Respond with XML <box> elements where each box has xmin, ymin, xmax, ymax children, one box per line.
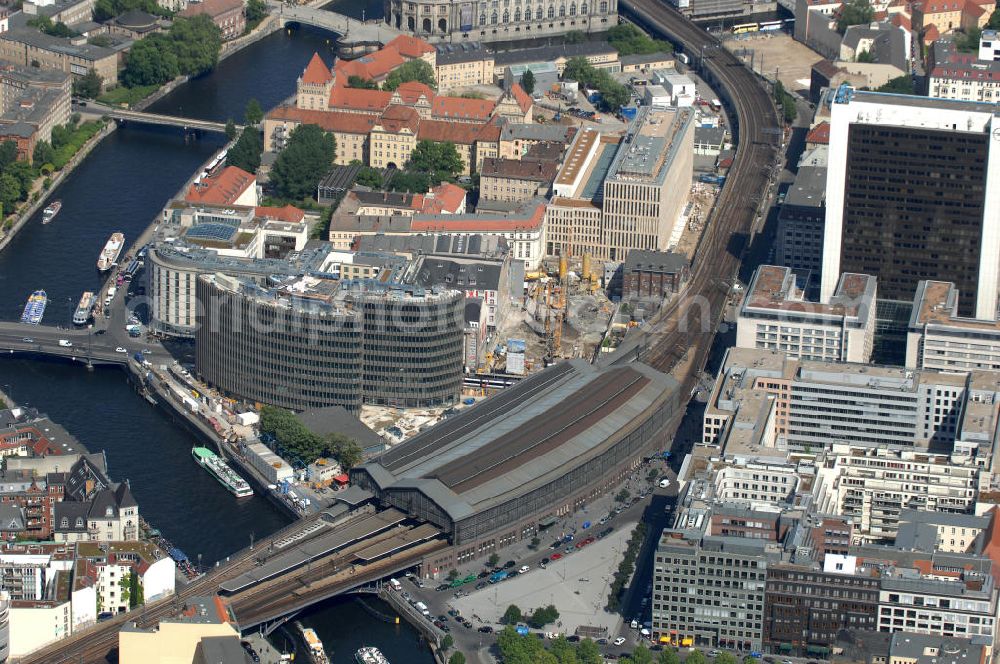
<box><xmin>355</xmin><ymin>647</ymin><xmax>390</xmax><ymax>664</ymax></box>
<box><xmin>72</xmin><ymin>291</ymin><xmax>96</xmax><ymax>325</ymax></box>
<box><xmin>42</xmin><ymin>200</ymin><xmax>61</xmax><ymax>224</ymax></box>
<box><xmin>191</xmin><ymin>447</ymin><xmax>253</xmax><ymax>498</ymax></box>
<box><xmin>20</xmin><ymin>290</ymin><xmax>47</xmax><ymax>325</ymax></box>
<box><xmin>295</xmin><ymin>623</ymin><xmax>330</xmax><ymax>664</ymax></box>
<box><xmin>97</xmin><ymin>232</ymin><xmax>124</xmax><ymax>272</ymax></box>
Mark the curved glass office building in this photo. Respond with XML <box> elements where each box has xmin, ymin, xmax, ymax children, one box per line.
<box><xmin>195</xmin><ymin>274</ymin><xmax>465</xmax><ymax>411</ymax></box>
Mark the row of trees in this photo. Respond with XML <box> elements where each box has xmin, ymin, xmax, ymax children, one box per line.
<box><xmin>500</xmin><ymin>603</ymin><xmax>560</xmax><ymax>629</ymax></box>
<box><xmin>562</xmin><ymin>57</ymin><xmax>629</xmax><ymax>110</ymax></box>
<box><xmin>607</xmin><ymin>24</ymin><xmax>673</xmax><ymax>56</ymax></box>
<box><xmin>271</xmin><ymin>123</ymin><xmax>336</xmax><ymax>202</ymax></box>
<box><xmin>94</xmin><ymin>0</ymin><xmax>173</xmax><ymax>21</ymax></box>
<box><xmin>606</xmin><ymin>522</ymin><xmax>647</xmax><ymax>612</ymax></box>
<box><xmin>121</xmin><ymin>15</ymin><xmax>222</xmax><ymax>88</ymax></box>
<box><xmin>773</xmin><ymin>80</ymin><xmax>797</xmax><ymax>124</ymax></box>
<box><xmin>344</xmin><ymin>60</ymin><xmax>437</xmax><ymax>92</ymax></box>
<box><xmin>258</xmin><ymin>405</ymin><xmax>363</xmax><ymax>468</ymax></box>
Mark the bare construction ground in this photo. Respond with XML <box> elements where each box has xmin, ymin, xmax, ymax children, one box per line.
<box><xmin>723</xmin><ymin>31</ymin><xmax>824</xmax><ymax>96</ymax></box>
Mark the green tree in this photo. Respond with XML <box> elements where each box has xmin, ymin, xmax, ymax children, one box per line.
<box><xmin>0</xmin><ymin>141</ymin><xmax>19</xmax><ymax>168</ymax></box>
<box><xmin>615</xmin><ymin>489</ymin><xmax>631</xmax><ymax>502</ymax></box>
<box><xmin>408</xmin><ymin>140</ymin><xmax>463</xmax><ymax>182</ymax></box>
<box><xmin>441</xmin><ymin>634</ymin><xmax>454</xmax><ymax>651</ymax></box>
<box><xmin>876</xmin><ymin>75</ymin><xmax>915</xmax><ymax>94</ymax></box>
<box><xmin>487</xmin><ymin>553</ymin><xmax>500</xmax><ymax>568</ymax></box>
<box><xmin>529</xmin><ymin>536</ymin><xmax>541</xmax><ymax>549</ymax></box>
<box><xmin>326</xmin><ymin>432</ymin><xmax>363</xmax><ymax>469</ymax></box>
<box><xmin>774</xmin><ymin>80</ymin><xmax>797</xmax><ymax>124</ymax></box>
<box><xmin>520</xmin><ymin>69</ymin><xmax>536</xmax><ymax>95</ymax></box>
<box><xmin>448</xmin><ymin>654</ymin><xmax>466</xmax><ymax>664</ymax></box>
<box><xmin>742</xmin><ymin>656</ymin><xmax>757</xmax><ymax>664</ymax></box>
<box><xmin>88</xmin><ymin>34</ymin><xmax>113</xmax><ymax>47</ymax></box>
<box><xmin>224</xmin><ymin>119</ymin><xmax>237</xmax><ymax>141</ymax></box>
<box><xmin>988</xmin><ymin>8</ymin><xmax>1000</xmax><ymax>29</ymax></box>
<box><xmin>347</xmin><ymin>75</ymin><xmax>378</xmax><ymax>89</ymax></box>
<box><xmin>28</xmin><ymin>15</ymin><xmax>78</xmax><ymax>37</ymax></box>
<box><xmin>607</xmin><ymin>23</ymin><xmax>673</xmax><ymax>56</ymax></box>
<box><xmin>855</xmin><ymin>48</ymin><xmax>875</xmax><ymax>62</ymax></box>
<box><xmin>502</xmin><ymin>604</ymin><xmax>522</xmax><ymax>625</ymax></box>
<box><xmin>565</xmin><ymin>29</ymin><xmax>586</xmax><ymax>43</ymax></box>
<box><xmin>447</xmin><ymin>568</ymin><xmax>459</xmax><ymax>581</ymax></box>
<box><xmin>1</xmin><ymin>172</ymin><xmax>23</xmax><ymax>213</ymax></box>
<box><xmin>271</xmin><ymin>123</ymin><xmax>336</xmax><ymax>201</ymax></box>
<box><xmin>245</xmin><ymin>0</ymin><xmax>267</xmax><ymax>27</ymax></box>
<box><xmin>355</xmin><ymin>165</ymin><xmax>383</xmax><ymax>189</ymax></box>
<box><xmin>227</xmin><ymin>128</ymin><xmax>262</xmax><ymax>173</ymax></box>
<box><xmin>383</xmin><ymin>59</ymin><xmax>436</xmax><ymax>91</ymax></box>
<box><xmin>837</xmin><ymin>0</ymin><xmax>874</xmax><ymax>33</ymax></box>
<box><xmin>658</xmin><ymin>648</ymin><xmax>681</xmax><ymax>664</ymax></box>
<box><xmin>527</xmin><ymin>604</ymin><xmax>559</xmax><ymax>628</ymax></box>
<box><xmin>32</xmin><ymin>140</ymin><xmax>54</xmax><ymax>166</ymax></box>
<box><xmin>576</xmin><ymin>639</ymin><xmax>603</xmax><ymax>664</ymax></box>
<box><xmin>956</xmin><ymin>26</ymin><xmax>983</xmax><ymax>52</ymax></box>
<box><xmin>714</xmin><ymin>653</ymin><xmax>737</xmax><ymax>664</ymax></box>
<box><xmin>169</xmin><ymin>15</ymin><xmax>222</xmax><ymax>76</ymax></box>
<box><xmin>244</xmin><ymin>98</ymin><xmax>264</xmax><ymax>125</ymax></box>
<box><xmin>686</xmin><ymin>651</ymin><xmax>708</xmax><ymax>664</ymax></box>
<box><xmin>550</xmin><ymin>636</ymin><xmax>579</xmax><ymax>664</ymax></box>
<box><xmin>122</xmin><ymin>35</ymin><xmax>179</xmax><ymax>87</ymax></box>
<box><xmin>562</xmin><ymin>57</ymin><xmax>630</xmax><ymax>111</ymax></box>
<box><xmin>389</xmin><ymin>169</ymin><xmax>430</xmax><ymax>193</ymax></box>
<box><xmin>630</xmin><ymin>644</ymin><xmax>653</xmax><ymax>664</ymax></box>
<box><xmin>73</xmin><ymin>69</ymin><xmax>103</xmax><ymax>98</ymax></box>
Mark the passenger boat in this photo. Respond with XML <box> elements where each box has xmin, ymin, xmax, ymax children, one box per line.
<box><xmin>72</xmin><ymin>291</ymin><xmax>96</xmax><ymax>325</ymax></box>
<box><xmin>97</xmin><ymin>232</ymin><xmax>125</xmax><ymax>272</ymax></box>
<box><xmin>295</xmin><ymin>623</ymin><xmax>330</xmax><ymax>664</ymax></box>
<box><xmin>191</xmin><ymin>447</ymin><xmax>253</xmax><ymax>498</ymax></box>
<box><xmin>41</xmin><ymin>200</ymin><xmax>61</xmax><ymax>224</ymax></box>
<box><xmin>355</xmin><ymin>647</ymin><xmax>390</xmax><ymax>664</ymax></box>
<box><xmin>20</xmin><ymin>290</ymin><xmax>47</xmax><ymax>325</ymax></box>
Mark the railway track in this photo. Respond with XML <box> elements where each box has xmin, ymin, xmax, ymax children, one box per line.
<box><xmin>28</xmin><ymin>6</ymin><xmax>780</xmax><ymax>664</ymax></box>
<box><xmin>619</xmin><ymin>0</ymin><xmax>781</xmax><ymax>385</ymax></box>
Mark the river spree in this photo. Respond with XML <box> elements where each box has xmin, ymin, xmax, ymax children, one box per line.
<box><xmin>0</xmin><ymin>25</ymin><xmax>344</xmax><ymax>562</ymax></box>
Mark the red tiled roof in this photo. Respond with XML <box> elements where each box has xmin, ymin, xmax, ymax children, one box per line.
<box><xmin>418</xmin><ymin>119</ymin><xmax>486</xmax><ymax>145</ymax></box>
<box><xmin>377</xmin><ymin>105</ymin><xmax>421</xmax><ymax>133</ymax></box>
<box><xmin>421</xmin><ymin>182</ymin><xmax>466</xmax><ymax>214</ymax></box>
<box><xmin>385</xmin><ymin>35</ymin><xmax>435</xmax><ymax>59</ymax></box>
<box><xmin>890</xmin><ymin>12</ymin><xmax>912</xmax><ymax>28</ymax></box>
<box><xmin>267</xmin><ymin>105</ymin><xmax>378</xmax><ymax>134</ymax></box>
<box><xmin>335</xmin><ymin>48</ymin><xmax>406</xmax><ymax>81</ymax></box>
<box><xmin>328</xmin><ymin>82</ymin><xmax>393</xmax><ymax>113</ymax></box>
<box><xmin>255</xmin><ymin>204</ymin><xmax>305</xmax><ymax>223</ymax></box>
<box><xmin>394</xmin><ymin>81</ymin><xmax>435</xmax><ymax>104</ymax></box>
<box><xmin>301</xmin><ymin>52</ymin><xmax>333</xmax><ymax>85</ymax></box>
<box><xmin>412</xmin><ymin>201</ymin><xmax>546</xmax><ymax>232</ymax></box>
<box><xmin>431</xmin><ymin>96</ymin><xmax>496</xmax><ymax>121</ymax></box>
<box><xmin>475</xmin><ymin>119</ymin><xmax>502</xmax><ymax>142</ymax></box>
<box><xmin>805</xmin><ymin>121</ymin><xmax>830</xmax><ymax>144</ymax></box>
<box><xmin>185</xmin><ymin>166</ymin><xmax>255</xmax><ymax>206</ymax></box>
<box><xmin>178</xmin><ymin>0</ymin><xmax>241</xmax><ymax>19</ymax></box>
<box><xmin>923</xmin><ymin>24</ymin><xmax>940</xmax><ymax>42</ymax></box>
<box><xmin>510</xmin><ymin>83</ymin><xmax>533</xmax><ymax>114</ymax></box>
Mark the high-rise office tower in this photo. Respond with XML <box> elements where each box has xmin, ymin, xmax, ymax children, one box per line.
<box><xmin>823</xmin><ymin>87</ymin><xmax>1000</xmax><ymax>318</ymax></box>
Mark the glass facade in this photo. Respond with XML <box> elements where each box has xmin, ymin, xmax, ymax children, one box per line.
<box><xmin>841</xmin><ymin>124</ymin><xmax>989</xmax><ymax>316</ymax></box>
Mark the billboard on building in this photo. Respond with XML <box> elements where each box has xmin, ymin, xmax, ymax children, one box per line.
<box><xmin>460</xmin><ymin>3</ymin><xmax>473</xmax><ymax>31</ymax></box>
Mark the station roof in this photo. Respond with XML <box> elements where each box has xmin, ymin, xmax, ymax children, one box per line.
<box><xmin>359</xmin><ymin>360</ymin><xmax>676</xmax><ymax>522</ymax></box>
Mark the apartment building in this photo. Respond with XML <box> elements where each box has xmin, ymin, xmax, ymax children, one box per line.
<box><xmin>0</xmin><ymin>13</ymin><xmax>121</xmax><ymax>89</ymax></box>
<box><xmin>737</xmin><ymin>265</ymin><xmax>877</xmax><ymax>363</ymax></box>
<box><xmin>907</xmin><ymin>280</ymin><xmax>1000</xmax><ymax>373</ymax></box>
<box><xmin>775</xmin><ymin>164</ymin><xmax>826</xmax><ymax>281</ymax></box>
<box><xmin>895</xmin><ymin>509</ymin><xmax>990</xmax><ymax>553</ymax></box>
<box><xmin>479</xmin><ymin>156</ymin><xmax>559</xmax><ymax>202</ymax></box>
<box><xmin>813</xmin><ymin>443</ymin><xmax>981</xmax><ymax>541</ymax></box>
<box><xmin>928</xmin><ymin>35</ymin><xmax>1000</xmax><ymax>103</ymax></box>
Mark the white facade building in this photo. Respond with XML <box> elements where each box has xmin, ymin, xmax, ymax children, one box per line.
<box><xmin>737</xmin><ymin>265</ymin><xmax>877</xmax><ymax>363</ymax></box>
<box><xmin>907</xmin><ymin>280</ymin><xmax>1000</xmax><ymax>373</ymax></box>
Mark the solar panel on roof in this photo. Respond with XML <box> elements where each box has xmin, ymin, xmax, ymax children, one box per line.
<box><xmin>186</xmin><ymin>223</ymin><xmax>238</xmax><ymax>242</ymax></box>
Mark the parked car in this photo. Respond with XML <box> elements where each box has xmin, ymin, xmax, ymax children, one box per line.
<box><xmin>503</xmin><ymin>560</ymin><xmax>516</xmax><ymax>569</ymax></box>
<box><xmin>613</xmin><ymin>637</ymin><xmax>626</xmax><ymax>646</ymax></box>
<box><xmin>478</xmin><ymin>626</ymin><xmax>493</xmax><ymax>633</ymax></box>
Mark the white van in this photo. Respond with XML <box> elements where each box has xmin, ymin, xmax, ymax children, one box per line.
<box><xmin>58</xmin><ymin>339</ymin><xmax>73</xmax><ymax>347</ymax></box>
<box><xmin>659</xmin><ymin>478</ymin><xmax>671</xmax><ymax>488</ymax></box>
<box><xmin>389</xmin><ymin>578</ymin><xmax>402</xmax><ymax>591</ymax></box>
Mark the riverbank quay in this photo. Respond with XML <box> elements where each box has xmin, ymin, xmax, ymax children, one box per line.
<box><xmin>0</xmin><ymin>121</ymin><xmax>116</xmax><ymax>254</ymax></box>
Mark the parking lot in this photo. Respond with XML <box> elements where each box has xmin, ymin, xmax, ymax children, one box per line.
<box><xmin>451</xmin><ymin>522</ymin><xmax>637</xmax><ymax>637</ymax></box>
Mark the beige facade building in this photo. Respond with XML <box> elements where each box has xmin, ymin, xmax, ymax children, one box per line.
<box><xmin>435</xmin><ymin>42</ymin><xmax>494</xmax><ymax>90</ymax></box>
<box><xmin>601</xmin><ymin>107</ymin><xmax>693</xmax><ymax>260</ymax></box>
<box><xmin>906</xmin><ymin>280</ymin><xmax>1000</xmax><ymax>373</ymax></box>
<box><xmin>479</xmin><ymin>156</ymin><xmax>558</xmax><ymax>202</ymax></box>
<box><xmin>119</xmin><ymin>596</ymin><xmax>241</xmax><ymax>664</ymax></box>
<box><xmin>369</xmin><ymin>105</ymin><xmax>420</xmax><ymax>168</ymax></box>
<box><xmin>264</xmin><ymin>105</ymin><xmax>374</xmax><ymax>165</ymax></box>
<box><xmin>0</xmin><ymin>25</ymin><xmax>120</xmax><ymax>90</ymax></box>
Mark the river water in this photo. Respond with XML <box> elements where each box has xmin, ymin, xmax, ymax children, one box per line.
<box><xmin>0</xmin><ymin>17</ymin><xmax>433</xmax><ymax>659</ymax></box>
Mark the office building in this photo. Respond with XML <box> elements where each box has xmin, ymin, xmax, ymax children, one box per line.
<box><xmin>195</xmin><ymin>274</ymin><xmax>465</xmax><ymax>411</ymax></box>
<box><xmin>907</xmin><ymin>280</ymin><xmax>1000</xmax><ymax>373</ymax></box>
<box><xmin>822</xmin><ymin>88</ymin><xmax>1000</xmax><ymax>318</ymax></box>
<box><xmin>775</xmin><ymin>164</ymin><xmax>826</xmax><ymax>280</ymax></box>
<box><xmin>737</xmin><ymin>265</ymin><xmax>877</xmax><ymax>363</ymax></box>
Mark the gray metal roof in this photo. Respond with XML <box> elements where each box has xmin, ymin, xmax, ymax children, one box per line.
<box><xmin>493</xmin><ymin>41</ymin><xmax>616</xmax><ymax>67</ymax></box>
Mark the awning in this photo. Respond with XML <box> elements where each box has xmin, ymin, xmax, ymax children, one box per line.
<box><xmin>538</xmin><ymin>515</ymin><xmax>559</xmax><ymax>527</ymax></box>
<box><xmin>807</xmin><ymin>646</ymin><xmax>830</xmax><ymax>655</ymax></box>
<box><xmin>778</xmin><ymin>643</ymin><xmax>793</xmax><ymax>652</ymax></box>
<box><xmin>333</xmin><ymin>473</ymin><xmax>349</xmax><ymax>484</ymax></box>
<box><xmin>659</xmin><ymin>636</ymin><xmax>671</xmax><ymax>644</ymax></box>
